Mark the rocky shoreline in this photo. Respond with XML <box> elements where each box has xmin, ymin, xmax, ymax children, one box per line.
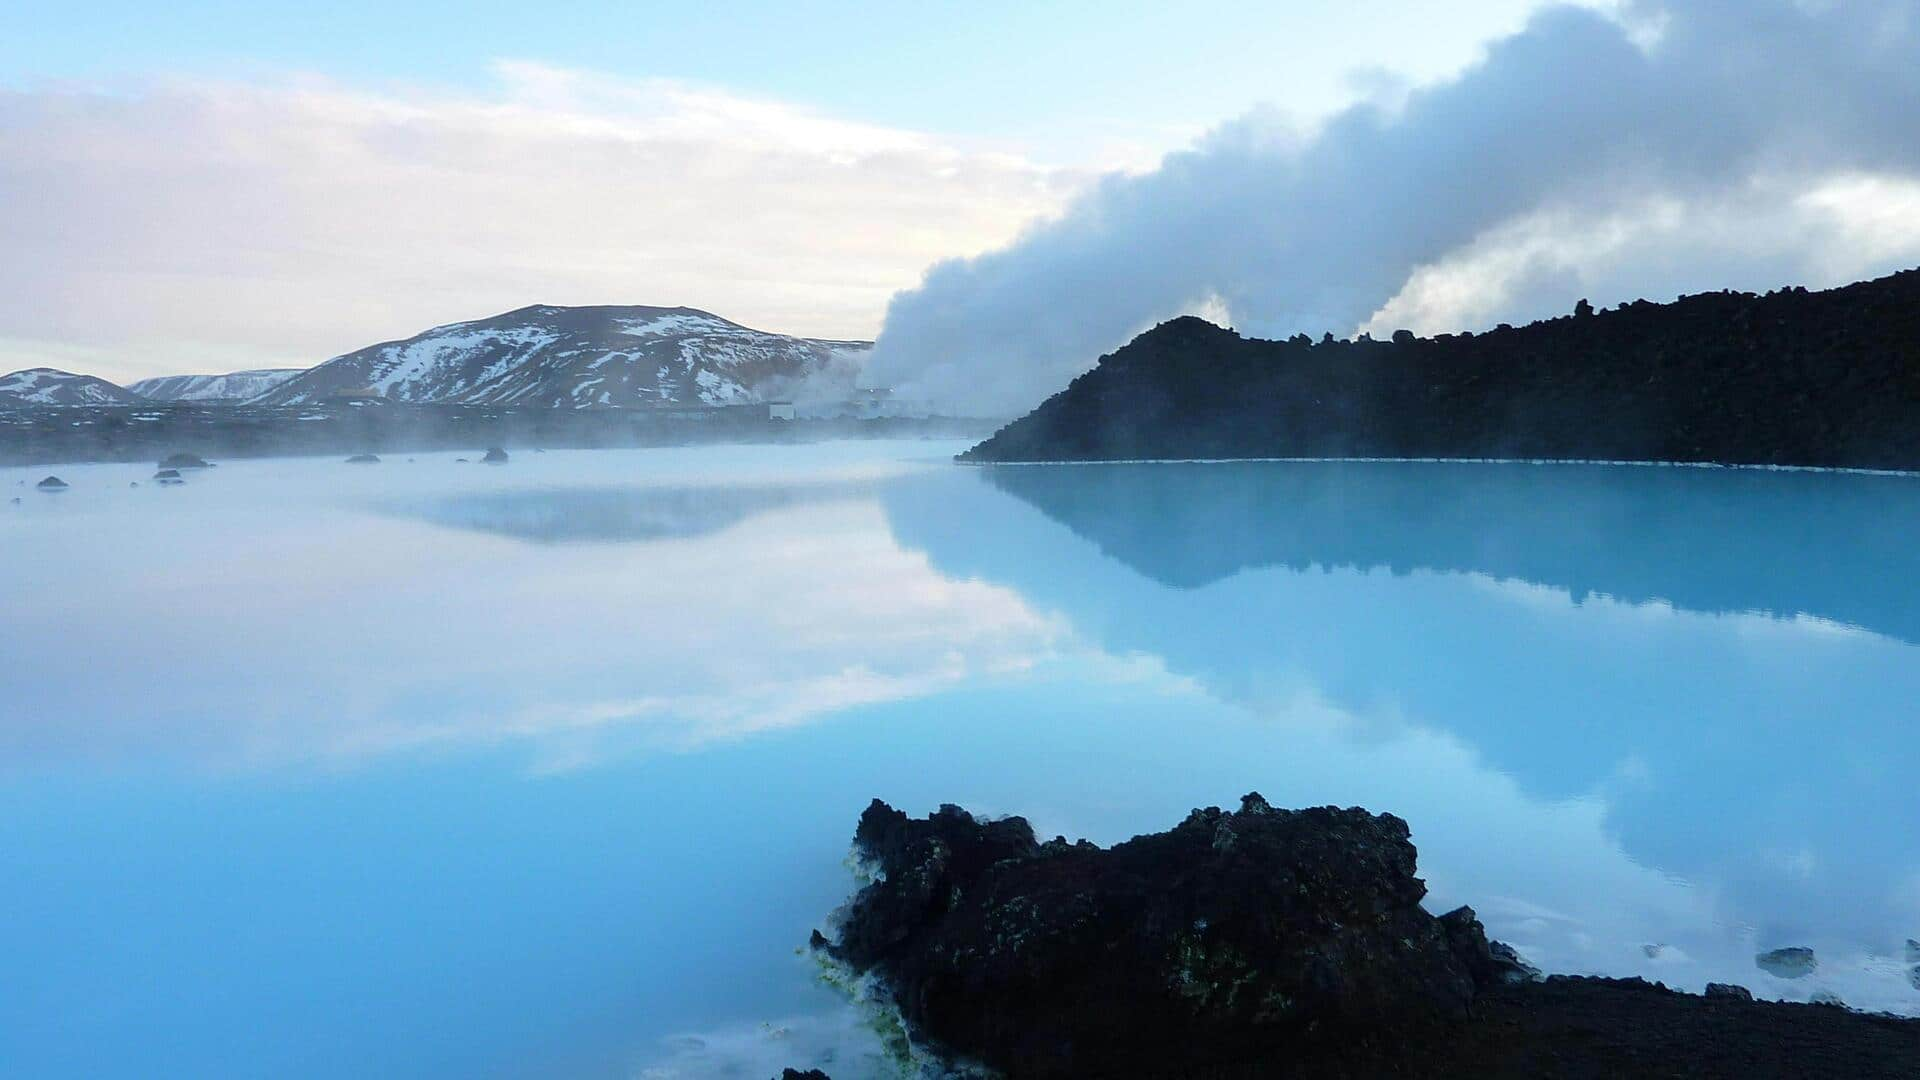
<box><xmin>794</xmin><ymin>796</ymin><xmax>1920</xmax><ymax>1078</ymax></box>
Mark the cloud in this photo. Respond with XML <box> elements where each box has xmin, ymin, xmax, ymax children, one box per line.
<box><xmin>864</xmin><ymin>0</ymin><xmax>1920</xmax><ymax>417</ymax></box>
<box><xmin>0</xmin><ymin>66</ymin><xmax>1082</xmax><ymax>383</ymax></box>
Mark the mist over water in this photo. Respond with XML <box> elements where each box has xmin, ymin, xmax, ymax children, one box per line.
<box><xmin>2</xmin><ymin>443</ymin><xmax>1917</xmax><ymax>1077</ymax></box>
<box><xmin>865</xmin><ymin>0</ymin><xmax>1920</xmax><ymax>416</ymax></box>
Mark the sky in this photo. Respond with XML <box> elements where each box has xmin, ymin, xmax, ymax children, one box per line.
<box><xmin>1</xmin><ymin>0</ymin><xmax>1564</xmax><ymax>382</ymax></box>
<box><xmin>3</xmin><ymin>0</ymin><xmax>1918</xmax><ymax>404</ymax></box>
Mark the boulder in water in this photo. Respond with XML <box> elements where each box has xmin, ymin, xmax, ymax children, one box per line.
<box><xmin>36</xmin><ymin>476</ymin><xmax>68</xmax><ymax>490</ymax></box>
<box><xmin>158</xmin><ymin>452</ymin><xmax>212</xmax><ymax>469</ymax></box>
<box><xmin>1756</xmin><ymin>947</ymin><xmax>1818</xmax><ymax>979</ymax></box>
<box><xmin>813</xmin><ymin>793</ymin><xmax>1529</xmax><ymax>1077</ymax></box>
<box><xmin>481</xmin><ymin>446</ymin><xmax>509</xmax><ymax>464</ymax></box>
<box><xmin>153</xmin><ymin>469</ymin><xmax>185</xmax><ymax>485</ymax></box>
<box><xmin>345</xmin><ymin>454</ymin><xmax>381</xmax><ymax>464</ymax></box>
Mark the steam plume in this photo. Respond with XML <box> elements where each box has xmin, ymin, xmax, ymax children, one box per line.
<box><xmin>866</xmin><ymin>0</ymin><xmax>1920</xmax><ymax>417</ymax></box>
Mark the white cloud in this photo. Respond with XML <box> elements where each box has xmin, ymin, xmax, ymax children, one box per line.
<box><xmin>0</xmin><ymin>69</ymin><xmax>1085</xmax><ymax>383</ymax></box>
<box><xmin>1363</xmin><ymin>173</ymin><xmax>1920</xmax><ymax>337</ymax></box>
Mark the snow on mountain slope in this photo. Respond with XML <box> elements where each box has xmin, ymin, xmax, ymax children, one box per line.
<box><xmin>0</xmin><ymin>368</ymin><xmax>146</xmax><ymax>408</ymax></box>
<box><xmin>129</xmin><ymin>369</ymin><xmax>303</xmax><ymax>403</ymax></box>
<box><xmin>257</xmin><ymin>305</ymin><xmax>870</xmax><ymax>408</ymax></box>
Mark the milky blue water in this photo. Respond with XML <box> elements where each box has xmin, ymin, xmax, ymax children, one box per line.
<box><xmin>2</xmin><ymin>441</ymin><xmax>1917</xmax><ymax>1077</ymax></box>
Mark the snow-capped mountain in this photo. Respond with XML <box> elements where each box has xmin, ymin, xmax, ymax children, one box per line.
<box><xmin>0</xmin><ymin>368</ymin><xmax>146</xmax><ymax>408</ymax></box>
<box><xmin>129</xmin><ymin>369</ymin><xmax>303</xmax><ymax>403</ymax></box>
<box><xmin>256</xmin><ymin>305</ymin><xmax>870</xmax><ymax>408</ymax></box>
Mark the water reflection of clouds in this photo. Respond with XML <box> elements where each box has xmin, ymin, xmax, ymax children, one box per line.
<box><xmin>0</xmin><ymin>465</ymin><xmax>1064</xmax><ymax>770</ymax></box>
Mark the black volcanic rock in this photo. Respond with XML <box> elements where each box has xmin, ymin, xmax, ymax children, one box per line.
<box><xmin>1756</xmin><ymin>946</ymin><xmax>1818</xmax><ymax>979</ymax></box>
<box><xmin>158</xmin><ymin>452</ymin><xmax>212</xmax><ymax>470</ymax></box>
<box><xmin>481</xmin><ymin>446</ymin><xmax>509</xmax><ymax>464</ymax></box>
<box><xmin>35</xmin><ymin>475</ymin><xmax>67</xmax><ymax>490</ymax></box>
<box><xmin>345</xmin><ymin>454</ymin><xmax>381</xmax><ymax>464</ymax></box>
<box><xmin>963</xmin><ymin>268</ymin><xmax>1920</xmax><ymax>469</ymax></box>
<box><xmin>815</xmin><ymin>794</ymin><xmax>1512</xmax><ymax>1077</ymax></box>
<box><xmin>152</xmin><ymin>469</ymin><xmax>184</xmax><ymax>485</ymax></box>
<box><xmin>816</xmin><ymin>798</ymin><xmax>1920</xmax><ymax>1078</ymax></box>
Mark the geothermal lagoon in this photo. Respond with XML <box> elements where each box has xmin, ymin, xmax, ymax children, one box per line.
<box><xmin>2</xmin><ymin>441</ymin><xmax>1917</xmax><ymax>1076</ymax></box>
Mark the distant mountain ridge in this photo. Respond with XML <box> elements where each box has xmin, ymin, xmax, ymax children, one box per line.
<box><xmin>257</xmin><ymin>304</ymin><xmax>870</xmax><ymax>408</ymax></box>
<box><xmin>129</xmin><ymin>369</ymin><xmax>303</xmax><ymax>403</ymax></box>
<box><xmin>963</xmin><ymin>267</ymin><xmax>1920</xmax><ymax>470</ymax></box>
<box><xmin>0</xmin><ymin>368</ymin><xmax>146</xmax><ymax>408</ymax></box>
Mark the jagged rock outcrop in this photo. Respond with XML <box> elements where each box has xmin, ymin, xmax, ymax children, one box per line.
<box><xmin>814</xmin><ymin>794</ymin><xmax>1527</xmax><ymax>1077</ymax></box>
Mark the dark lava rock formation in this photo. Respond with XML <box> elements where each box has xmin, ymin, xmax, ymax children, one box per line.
<box><xmin>345</xmin><ymin>453</ymin><xmax>381</xmax><ymax>464</ymax></box>
<box><xmin>35</xmin><ymin>475</ymin><xmax>67</xmax><ymax>490</ymax></box>
<box><xmin>481</xmin><ymin>446</ymin><xmax>510</xmax><ymax>464</ymax></box>
<box><xmin>814</xmin><ymin>797</ymin><xmax>1920</xmax><ymax>1078</ymax></box>
<box><xmin>814</xmin><ymin>794</ymin><xmax>1528</xmax><ymax>1077</ymax></box>
<box><xmin>962</xmin><ymin>267</ymin><xmax>1920</xmax><ymax>469</ymax></box>
<box><xmin>158</xmin><ymin>452</ymin><xmax>212</xmax><ymax>469</ymax></box>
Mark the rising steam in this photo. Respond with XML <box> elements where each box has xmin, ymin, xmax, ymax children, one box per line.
<box><xmin>865</xmin><ymin>0</ymin><xmax>1920</xmax><ymax>417</ymax></box>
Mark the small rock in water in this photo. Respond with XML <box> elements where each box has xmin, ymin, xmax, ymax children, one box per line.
<box><xmin>153</xmin><ymin>469</ymin><xmax>185</xmax><ymax>485</ymax></box>
<box><xmin>1704</xmin><ymin>983</ymin><xmax>1753</xmax><ymax>1001</ymax></box>
<box><xmin>1642</xmin><ymin>943</ymin><xmax>1666</xmax><ymax>959</ymax></box>
<box><xmin>36</xmin><ymin>475</ymin><xmax>68</xmax><ymax>490</ymax></box>
<box><xmin>778</xmin><ymin>1071</ymin><xmax>831</xmax><ymax>1080</ymax></box>
<box><xmin>345</xmin><ymin>454</ymin><xmax>381</xmax><ymax>464</ymax></box>
<box><xmin>1755</xmin><ymin>947</ymin><xmax>1818</xmax><ymax>979</ymax></box>
<box><xmin>158</xmin><ymin>452</ymin><xmax>212</xmax><ymax>470</ymax></box>
<box><xmin>1906</xmin><ymin>938</ymin><xmax>1919</xmax><ymax>964</ymax></box>
<box><xmin>481</xmin><ymin>446</ymin><xmax>509</xmax><ymax>464</ymax></box>
<box><xmin>454</xmin><ymin>457</ymin><xmax>469</xmax><ymax>464</ymax></box>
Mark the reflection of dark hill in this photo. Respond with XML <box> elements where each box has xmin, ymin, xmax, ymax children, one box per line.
<box><xmin>980</xmin><ymin>461</ymin><xmax>1920</xmax><ymax>643</ymax></box>
<box><xmin>877</xmin><ymin>464</ymin><xmax>1920</xmax><ymax>944</ymax></box>
<box><xmin>394</xmin><ymin>482</ymin><xmax>859</xmax><ymax>543</ymax></box>
<box><xmin>965</xmin><ymin>268</ymin><xmax>1920</xmax><ymax>469</ymax></box>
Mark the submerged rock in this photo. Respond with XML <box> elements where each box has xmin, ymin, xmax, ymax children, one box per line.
<box><xmin>36</xmin><ymin>475</ymin><xmax>68</xmax><ymax>490</ymax></box>
<box><xmin>813</xmin><ymin>793</ymin><xmax>1521</xmax><ymax>1077</ymax></box>
<box><xmin>153</xmin><ymin>469</ymin><xmax>184</xmax><ymax>485</ymax></box>
<box><xmin>158</xmin><ymin>452</ymin><xmax>212</xmax><ymax>469</ymax></box>
<box><xmin>1704</xmin><ymin>983</ymin><xmax>1754</xmax><ymax>1001</ymax></box>
<box><xmin>1906</xmin><ymin>939</ymin><xmax>1919</xmax><ymax>964</ymax></box>
<box><xmin>776</xmin><ymin>1071</ymin><xmax>830</xmax><ymax>1080</ymax></box>
<box><xmin>1756</xmin><ymin>947</ymin><xmax>1819</xmax><ymax>979</ymax></box>
<box><xmin>345</xmin><ymin>454</ymin><xmax>381</xmax><ymax>464</ymax></box>
<box><xmin>481</xmin><ymin>446</ymin><xmax>509</xmax><ymax>464</ymax></box>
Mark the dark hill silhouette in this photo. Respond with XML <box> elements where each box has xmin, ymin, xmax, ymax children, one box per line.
<box><xmin>963</xmin><ymin>268</ymin><xmax>1920</xmax><ymax>468</ymax></box>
